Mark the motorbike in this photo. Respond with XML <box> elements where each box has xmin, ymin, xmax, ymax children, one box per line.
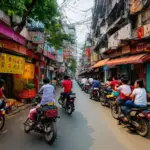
<box><xmin>118</xmin><ymin>107</ymin><xmax>150</xmax><ymax>137</ymax></box>
<box><xmin>0</xmin><ymin>100</ymin><xmax>5</xmax><ymax>131</ymax></box>
<box><xmin>58</xmin><ymin>92</ymin><xmax>76</xmax><ymax>115</ymax></box>
<box><xmin>24</xmin><ymin>104</ymin><xmax>58</xmax><ymax>144</ymax></box>
<box><xmin>100</xmin><ymin>89</ymin><xmax>113</xmax><ymax>107</ymax></box>
<box><xmin>90</xmin><ymin>88</ymin><xmax>99</xmax><ymax>101</ymax></box>
<box><xmin>84</xmin><ymin>84</ymin><xmax>91</xmax><ymax>93</ymax></box>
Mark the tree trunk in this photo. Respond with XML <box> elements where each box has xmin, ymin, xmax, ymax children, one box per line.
<box><xmin>15</xmin><ymin>0</ymin><xmax>38</xmax><ymax>33</ymax></box>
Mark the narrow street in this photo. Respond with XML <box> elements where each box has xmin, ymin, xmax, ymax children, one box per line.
<box><xmin>0</xmin><ymin>81</ymin><xmax>150</xmax><ymax>150</ymax></box>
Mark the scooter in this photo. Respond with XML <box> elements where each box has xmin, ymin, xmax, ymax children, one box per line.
<box><xmin>118</xmin><ymin>107</ymin><xmax>150</xmax><ymax>137</ymax></box>
<box><xmin>58</xmin><ymin>92</ymin><xmax>76</xmax><ymax>115</ymax></box>
<box><xmin>24</xmin><ymin>102</ymin><xmax>58</xmax><ymax>144</ymax></box>
<box><xmin>90</xmin><ymin>88</ymin><xmax>100</xmax><ymax>101</ymax></box>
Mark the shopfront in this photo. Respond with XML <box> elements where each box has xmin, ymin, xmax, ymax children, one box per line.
<box><xmin>0</xmin><ymin>53</ymin><xmax>25</xmax><ymax>98</ymax></box>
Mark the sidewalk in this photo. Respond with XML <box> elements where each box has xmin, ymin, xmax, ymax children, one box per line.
<box><xmin>6</xmin><ymin>87</ymin><xmax>61</xmax><ymax>117</ymax></box>
<box><xmin>7</xmin><ymin>104</ymin><xmax>32</xmax><ymax>117</ymax></box>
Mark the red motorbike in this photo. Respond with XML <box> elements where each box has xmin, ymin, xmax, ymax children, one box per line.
<box><xmin>24</xmin><ymin>105</ymin><xmax>58</xmax><ymax>144</ymax></box>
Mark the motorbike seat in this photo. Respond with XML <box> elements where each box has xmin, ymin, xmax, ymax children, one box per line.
<box><xmin>93</xmin><ymin>88</ymin><xmax>99</xmax><ymax>90</ymax></box>
<box><xmin>131</xmin><ymin>107</ymin><xmax>147</xmax><ymax>111</ymax></box>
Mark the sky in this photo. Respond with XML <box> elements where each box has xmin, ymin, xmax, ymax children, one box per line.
<box><xmin>57</xmin><ymin>0</ymin><xmax>94</xmax><ymax>59</ymax></box>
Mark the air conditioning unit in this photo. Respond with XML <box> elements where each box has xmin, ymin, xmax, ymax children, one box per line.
<box><xmin>12</xmin><ymin>15</ymin><xmax>22</xmax><ymax>25</ymax></box>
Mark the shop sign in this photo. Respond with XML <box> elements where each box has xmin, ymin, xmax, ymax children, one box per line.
<box><xmin>57</xmin><ymin>55</ymin><xmax>63</xmax><ymax>63</ymax></box>
<box><xmin>0</xmin><ymin>53</ymin><xmax>25</xmax><ymax>74</ymax></box>
<box><xmin>103</xmin><ymin>65</ymin><xmax>109</xmax><ymax>71</ymax></box>
<box><xmin>85</xmin><ymin>48</ymin><xmax>91</xmax><ymax>57</ymax></box>
<box><xmin>144</xmin><ymin>43</ymin><xmax>150</xmax><ymax>51</ymax></box>
<box><xmin>18</xmin><ymin>63</ymin><xmax>35</xmax><ymax>79</ymax></box>
<box><xmin>29</xmin><ymin>32</ymin><xmax>44</xmax><ymax>44</ymax></box>
<box><xmin>136</xmin><ymin>43</ymin><xmax>144</xmax><ymax>51</ymax></box>
<box><xmin>63</xmin><ymin>49</ymin><xmax>70</xmax><ymax>59</ymax></box>
<box><xmin>137</xmin><ymin>23</ymin><xmax>150</xmax><ymax>39</ymax></box>
<box><xmin>0</xmin><ymin>23</ymin><xmax>25</xmax><ymax>45</ymax></box>
<box><xmin>0</xmin><ymin>40</ymin><xmax>27</xmax><ymax>55</ymax></box>
<box><xmin>137</xmin><ymin>26</ymin><xmax>144</xmax><ymax>39</ymax></box>
<box><xmin>108</xmin><ymin>24</ymin><xmax>131</xmax><ymax>49</ymax></box>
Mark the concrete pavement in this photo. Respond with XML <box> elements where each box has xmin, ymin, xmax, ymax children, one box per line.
<box><xmin>0</xmin><ymin>81</ymin><xmax>150</xmax><ymax>150</ymax></box>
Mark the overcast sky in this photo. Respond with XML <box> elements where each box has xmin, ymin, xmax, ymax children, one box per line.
<box><xmin>57</xmin><ymin>0</ymin><xmax>94</xmax><ymax>58</ymax></box>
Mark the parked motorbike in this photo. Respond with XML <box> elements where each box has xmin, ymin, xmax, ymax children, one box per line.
<box><xmin>118</xmin><ymin>107</ymin><xmax>150</xmax><ymax>137</ymax></box>
<box><xmin>84</xmin><ymin>84</ymin><xmax>91</xmax><ymax>93</ymax></box>
<box><xmin>0</xmin><ymin>100</ymin><xmax>5</xmax><ymax>131</ymax></box>
<box><xmin>58</xmin><ymin>92</ymin><xmax>76</xmax><ymax>115</ymax></box>
<box><xmin>111</xmin><ymin>101</ymin><xmax>121</xmax><ymax>119</ymax></box>
<box><xmin>100</xmin><ymin>89</ymin><xmax>113</xmax><ymax>107</ymax></box>
<box><xmin>90</xmin><ymin>88</ymin><xmax>99</xmax><ymax>101</ymax></box>
<box><xmin>24</xmin><ymin>105</ymin><xmax>58</xmax><ymax>144</ymax></box>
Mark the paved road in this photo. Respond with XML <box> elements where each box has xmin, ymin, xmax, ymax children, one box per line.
<box><xmin>0</xmin><ymin>81</ymin><xmax>150</xmax><ymax>150</ymax></box>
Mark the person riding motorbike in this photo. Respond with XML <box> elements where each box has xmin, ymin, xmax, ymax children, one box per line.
<box><xmin>115</xmin><ymin>77</ymin><xmax>131</xmax><ymax>106</ymax></box>
<box><xmin>104</xmin><ymin>77</ymin><xmax>113</xmax><ymax>93</ymax></box>
<box><xmin>0</xmin><ymin>79</ymin><xmax>6</xmax><ymax>111</ymax></box>
<box><xmin>29</xmin><ymin>78</ymin><xmax>55</xmax><ymax>124</ymax></box>
<box><xmin>91</xmin><ymin>77</ymin><xmax>100</xmax><ymax>96</ymax></box>
<box><xmin>121</xmin><ymin>79</ymin><xmax>147</xmax><ymax>120</ymax></box>
<box><xmin>81</xmin><ymin>77</ymin><xmax>88</xmax><ymax>90</ymax></box>
<box><xmin>92</xmin><ymin>77</ymin><xmax>100</xmax><ymax>89</ymax></box>
<box><xmin>89</xmin><ymin>77</ymin><xmax>93</xmax><ymax>85</ymax></box>
<box><xmin>61</xmin><ymin>75</ymin><xmax>72</xmax><ymax>106</ymax></box>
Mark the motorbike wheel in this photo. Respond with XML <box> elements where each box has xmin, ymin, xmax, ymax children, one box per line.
<box><xmin>111</xmin><ymin>104</ymin><xmax>120</xmax><ymax>119</ymax></box>
<box><xmin>58</xmin><ymin>97</ymin><xmax>63</xmax><ymax>105</ymax></box>
<box><xmin>0</xmin><ymin>115</ymin><xmax>5</xmax><ymax>131</ymax></box>
<box><xmin>101</xmin><ymin>98</ymin><xmax>106</xmax><ymax>106</ymax></box>
<box><xmin>67</xmin><ymin>103</ymin><xmax>74</xmax><ymax>115</ymax></box>
<box><xmin>136</xmin><ymin>119</ymin><xmax>149</xmax><ymax>137</ymax></box>
<box><xmin>24</xmin><ymin>118</ymin><xmax>33</xmax><ymax>133</ymax></box>
<box><xmin>45</xmin><ymin>122</ymin><xmax>57</xmax><ymax>144</ymax></box>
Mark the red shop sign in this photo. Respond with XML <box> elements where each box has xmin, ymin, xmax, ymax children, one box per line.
<box><xmin>136</xmin><ymin>43</ymin><xmax>144</xmax><ymax>52</ymax></box>
<box><xmin>137</xmin><ymin>27</ymin><xmax>144</xmax><ymax>39</ymax></box>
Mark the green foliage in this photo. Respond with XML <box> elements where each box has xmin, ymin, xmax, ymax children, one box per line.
<box><xmin>0</xmin><ymin>0</ymin><xmax>75</xmax><ymax>49</ymax></box>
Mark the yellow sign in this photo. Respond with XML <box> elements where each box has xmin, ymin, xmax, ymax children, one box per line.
<box><xmin>23</xmin><ymin>63</ymin><xmax>35</xmax><ymax>79</ymax></box>
<box><xmin>0</xmin><ymin>53</ymin><xmax>25</xmax><ymax>74</ymax></box>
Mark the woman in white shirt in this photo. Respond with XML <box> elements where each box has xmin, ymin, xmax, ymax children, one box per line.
<box><xmin>122</xmin><ymin>79</ymin><xmax>147</xmax><ymax>117</ymax></box>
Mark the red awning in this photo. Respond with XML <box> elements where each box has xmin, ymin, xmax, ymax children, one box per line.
<box><xmin>107</xmin><ymin>54</ymin><xmax>150</xmax><ymax>66</ymax></box>
<box><xmin>92</xmin><ymin>59</ymin><xmax>109</xmax><ymax>68</ymax></box>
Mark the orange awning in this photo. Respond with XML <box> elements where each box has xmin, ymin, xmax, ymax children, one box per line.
<box><xmin>107</xmin><ymin>54</ymin><xmax>150</xmax><ymax>66</ymax></box>
<box><xmin>92</xmin><ymin>59</ymin><xmax>109</xmax><ymax>68</ymax></box>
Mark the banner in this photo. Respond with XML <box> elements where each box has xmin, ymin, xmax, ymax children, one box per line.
<box><xmin>22</xmin><ymin>63</ymin><xmax>35</xmax><ymax>79</ymax></box>
<box><xmin>0</xmin><ymin>53</ymin><xmax>25</xmax><ymax>74</ymax></box>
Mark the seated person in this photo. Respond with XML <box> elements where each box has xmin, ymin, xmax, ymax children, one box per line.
<box><xmin>39</xmin><ymin>78</ymin><xmax>55</xmax><ymax>106</ymax></box>
<box><xmin>92</xmin><ymin>77</ymin><xmax>100</xmax><ymax>89</ymax></box>
<box><xmin>29</xmin><ymin>78</ymin><xmax>55</xmax><ymax>123</ymax></box>
<box><xmin>104</xmin><ymin>77</ymin><xmax>113</xmax><ymax>93</ymax></box>
<box><xmin>122</xmin><ymin>79</ymin><xmax>147</xmax><ymax>117</ymax></box>
<box><xmin>61</xmin><ymin>76</ymin><xmax>72</xmax><ymax>105</ymax></box>
<box><xmin>115</xmin><ymin>77</ymin><xmax>131</xmax><ymax>106</ymax></box>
